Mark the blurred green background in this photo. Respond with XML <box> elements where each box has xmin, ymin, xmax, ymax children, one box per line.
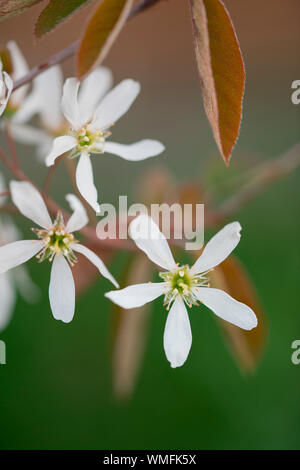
<box><xmin>0</xmin><ymin>0</ymin><xmax>299</xmax><ymax>449</ymax></box>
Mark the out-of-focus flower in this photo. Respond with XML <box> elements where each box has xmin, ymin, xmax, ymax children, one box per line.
<box><xmin>0</xmin><ymin>59</ymin><xmax>13</xmax><ymax>117</ymax></box>
<box><xmin>0</xmin><ymin>41</ymin><xmax>29</xmax><ymax>116</ymax></box>
<box><xmin>0</xmin><ymin>174</ymin><xmax>38</xmax><ymax>331</ymax></box>
<box><xmin>0</xmin><ymin>181</ymin><xmax>119</xmax><ymax>323</ymax></box>
<box><xmin>106</xmin><ymin>215</ymin><xmax>257</xmax><ymax>368</ymax></box>
<box><xmin>11</xmin><ymin>65</ymin><xmax>64</xmax><ymax>160</ymax></box>
<box><xmin>45</xmin><ymin>74</ymin><xmax>165</xmax><ymax>212</ymax></box>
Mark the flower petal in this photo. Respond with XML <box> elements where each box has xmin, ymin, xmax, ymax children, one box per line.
<box><xmin>76</xmin><ymin>152</ymin><xmax>100</xmax><ymax>213</ymax></box>
<box><xmin>0</xmin><ymin>273</ymin><xmax>16</xmax><ymax>331</ymax></box>
<box><xmin>65</xmin><ymin>194</ymin><xmax>88</xmax><ymax>233</ymax></box>
<box><xmin>194</xmin><ymin>287</ymin><xmax>258</xmax><ymax>330</ymax></box>
<box><xmin>7</xmin><ymin>122</ymin><xmax>51</xmax><ymax>147</ymax></box>
<box><xmin>104</xmin><ymin>139</ymin><xmax>165</xmax><ymax>161</ymax></box>
<box><xmin>105</xmin><ymin>282</ymin><xmax>166</xmax><ymax>309</ymax></box>
<box><xmin>163</xmin><ymin>297</ymin><xmax>192</xmax><ymax>368</ymax></box>
<box><xmin>191</xmin><ymin>222</ymin><xmax>242</xmax><ymax>275</ymax></box>
<box><xmin>0</xmin><ymin>70</ymin><xmax>13</xmax><ymax>116</ymax></box>
<box><xmin>93</xmin><ymin>79</ymin><xmax>140</xmax><ymax>130</ymax></box>
<box><xmin>10</xmin><ymin>181</ymin><xmax>52</xmax><ymax>228</ymax></box>
<box><xmin>13</xmin><ymin>265</ymin><xmax>40</xmax><ymax>303</ymax></box>
<box><xmin>49</xmin><ymin>255</ymin><xmax>75</xmax><ymax>323</ymax></box>
<box><xmin>129</xmin><ymin>215</ymin><xmax>176</xmax><ymax>271</ymax></box>
<box><xmin>71</xmin><ymin>243</ymin><xmax>119</xmax><ymax>288</ymax></box>
<box><xmin>0</xmin><ymin>240</ymin><xmax>44</xmax><ymax>274</ymax></box>
<box><xmin>78</xmin><ymin>67</ymin><xmax>113</xmax><ymax>124</ymax></box>
<box><xmin>6</xmin><ymin>41</ymin><xmax>29</xmax><ymax>107</ymax></box>
<box><xmin>61</xmin><ymin>78</ymin><xmax>82</xmax><ymax>130</ymax></box>
<box><xmin>14</xmin><ymin>66</ymin><xmax>63</xmax><ymax>133</ymax></box>
<box><xmin>45</xmin><ymin>135</ymin><xmax>77</xmax><ymax>167</ymax></box>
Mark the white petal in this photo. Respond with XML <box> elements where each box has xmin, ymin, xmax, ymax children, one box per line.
<box><xmin>163</xmin><ymin>297</ymin><xmax>192</xmax><ymax>368</ymax></box>
<box><xmin>13</xmin><ymin>66</ymin><xmax>64</xmax><ymax>132</ymax></box>
<box><xmin>0</xmin><ymin>273</ymin><xmax>16</xmax><ymax>331</ymax></box>
<box><xmin>45</xmin><ymin>135</ymin><xmax>77</xmax><ymax>167</ymax></box>
<box><xmin>7</xmin><ymin>41</ymin><xmax>28</xmax><ymax>79</ymax></box>
<box><xmin>6</xmin><ymin>41</ymin><xmax>29</xmax><ymax>107</ymax></box>
<box><xmin>105</xmin><ymin>282</ymin><xmax>166</xmax><ymax>309</ymax></box>
<box><xmin>13</xmin><ymin>265</ymin><xmax>40</xmax><ymax>303</ymax></box>
<box><xmin>194</xmin><ymin>287</ymin><xmax>258</xmax><ymax>330</ymax></box>
<box><xmin>93</xmin><ymin>79</ymin><xmax>140</xmax><ymax>130</ymax></box>
<box><xmin>104</xmin><ymin>139</ymin><xmax>165</xmax><ymax>161</ymax></box>
<box><xmin>76</xmin><ymin>152</ymin><xmax>100</xmax><ymax>213</ymax></box>
<box><xmin>191</xmin><ymin>222</ymin><xmax>242</xmax><ymax>275</ymax></box>
<box><xmin>65</xmin><ymin>194</ymin><xmax>88</xmax><ymax>232</ymax></box>
<box><xmin>0</xmin><ymin>240</ymin><xmax>43</xmax><ymax>274</ymax></box>
<box><xmin>129</xmin><ymin>215</ymin><xmax>176</xmax><ymax>271</ymax></box>
<box><xmin>0</xmin><ymin>71</ymin><xmax>13</xmax><ymax>116</ymax></box>
<box><xmin>49</xmin><ymin>255</ymin><xmax>75</xmax><ymax>323</ymax></box>
<box><xmin>71</xmin><ymin>243</ymin><xmax>119</xmax><ymax>288</ymax></box>
<box><xmin>7</xmin><ymin>122</ymin><xmax>51</xmax><ymax>147</ymax></box>
<box><xmin>10</xmin><ymin>181</ymin><xmax>52</xmax><ymax>228</ymax></box>
<box><xmin>61</xmin><ymin>78</ymin><xmax>82</xmax><ymax>130</ymax></box>
<box><xmin>78</xmin><ymin>67</ymin><xmax>113</xmax><ymax>124</ymax></box>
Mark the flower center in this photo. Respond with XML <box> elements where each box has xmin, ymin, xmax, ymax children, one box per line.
<box><xmin>70</xmin><ymin>125</ymin><xmax>112</xmax><ymax>157</ymax></box>
<box><xmin>33</xmin><ymin>212</ymin><xmax>77</xmax><ymax>265</ymax></box>
<box><xmin>159</xmin><ymin>265</ymin><xmax>208</xmax><ymax>309</ymax></box>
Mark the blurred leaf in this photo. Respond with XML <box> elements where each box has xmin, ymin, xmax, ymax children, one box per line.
<box><xmin>209</xmin><ymin>255</ymin><xmax>266</xmax><ymax>373</ymax></box>
<box><xmin>35</xmin><ymin>0</ymin><xmax>91</xmax><ymax>38</ymax></box>
<box><xmin>77</xmin><ymin>0</ymin><xmax>134</xmax><ymax>79</ymax></box>
<box><xmin>0</xmin><ymin>0</ymin><xmax>42</xmax><ymax>21</ymax></box>
<box><xmin>189</xmin><ymin>0</ymin><xmax>245</xmax><ymax>165</ymax></box>
<box><xmin>0</xmin><ymin>46</ymin><xmax>13</xmax><ymax>73</ymax></box>
<box><xmin>111</xmin><ymin>253</ymin><xmax>154</xmax><ymax>401</ymax></box>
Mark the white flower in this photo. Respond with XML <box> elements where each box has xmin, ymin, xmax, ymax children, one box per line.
<box><xmin>5</xmin><ymin>41</ymin><xmax>29</xmax><ymax>110</ymax></box>
<box><xmin>0</xmin><ymin>174</ymin><xmax>38</xmax><ymax>331</ymax></box>
<box><xmin>0</xmin><ymin>59</ymin><xmax>13</xmax><ymax>116</ymax></box>
<box><xmin>0</xmin><ymin>181</ymin><xmax>119</xmax><ymax>323</ymax></box>
<box><xmin>45</xmin><ymin>73</ymin><xmax>165</xmax><ymax>212</ymax></box>
<box><xmin>105</xmin><ymin>215</ymin><xmax>258</xmax><ymax>368</ymax></box>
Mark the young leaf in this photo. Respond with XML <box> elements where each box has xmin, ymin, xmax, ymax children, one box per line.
<box><xmin>210</xmin><ymin>255</ymin><xmax>266</xmax><ymax>373</ymax></box>
<box><xmin>189</xmin><ymin>0</ymin><xmax>245</xmax><ymax>165</ymax></box>
<box><xmin>77</xmin><ymin>0</ymin><xmax>134</xmax><ymax>79</ymax></box>
<box><xmin>0</xmin><ymin>0</ymin><xmax>42</xmax><ymax>21</ymax></box>
<box><xmin>35</xmin><ymin>0</ymin><xmax>91</xmax><ymax>39</ymax></box>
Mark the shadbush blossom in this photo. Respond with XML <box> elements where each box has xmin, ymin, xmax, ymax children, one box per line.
<box><xmin>0</xmin><ymin>174</ymin><xmax>38</xmax><ymax>330</ymax></box>
<box><xmin>0</xmin><ymin>181</ymin><xmax>119</xmax><ymax>323</ymax></box>
<box><xmin>44</xmin><ymin>74</ymin><xmax>165</xmax><ymax>212</ymax></box>
<box><xmin>106</xmin><ymin>215</ymin><xmax>258</xmax><ymax>368</ymax></box>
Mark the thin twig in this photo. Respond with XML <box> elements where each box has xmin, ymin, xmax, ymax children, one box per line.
<box><xmin>12</xmin><ymin>0</ymin><xmax>166</xmax><ymax>92</ymax></box>
<box><xmin>218</xmin><ymin>142</ymin><xmax>300</xmax><ymax>218</ymax></box>
<box><xmin>5</xmin><ymin>122</ymin><xmax>20</xmax><ymax>168</ymax></box>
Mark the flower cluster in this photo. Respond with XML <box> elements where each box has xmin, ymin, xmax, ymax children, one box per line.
<box><xmin>0</xmin><ymin>42</ymin><xmax>258</xmax><ymax>368</ymax></box>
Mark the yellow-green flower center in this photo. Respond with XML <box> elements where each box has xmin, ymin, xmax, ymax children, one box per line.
<box><xmin>159</xmin><ymin>265</ymin><xmax>208</xmax><ymax>309</ymax></box>
<box><xmin>70</xmin><ymin>125</ymin><xmax>112</xmax><ymax>158</ymax></box>
<box><xmin>33</xmin><ymin>212</ymin><xmax>77</xmax><ymax>265</ymax></box>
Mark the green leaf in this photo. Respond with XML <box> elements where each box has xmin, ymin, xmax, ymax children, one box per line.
<box><xmin>77</xmin><ymin>0</ymin><xmax>134</xmax><ymax>79</ymax></box>
<box><xmin>35</xmin><ymin>0</ymin><xmax>91</xmax><ymax>38</ymax></box>
<box><xmin>0</xmin><ymin>0</ymin><xmax>42</xmax><ymax>21</ymax></box>
<box><xmin>189</xmin><ymin>0</ymin><xmax>245</xmax><ymax>165</ymax></box>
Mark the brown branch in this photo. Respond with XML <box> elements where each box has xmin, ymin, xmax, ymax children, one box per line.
<box><xmin>218</xmin><ymin>142</ymin><xmax>300</xmax><ymax>219</ymax></box>
<box><xmin>12</xmin><ymin>0</ymin><xmax>166</xmax><ymax>92</ymax></box>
